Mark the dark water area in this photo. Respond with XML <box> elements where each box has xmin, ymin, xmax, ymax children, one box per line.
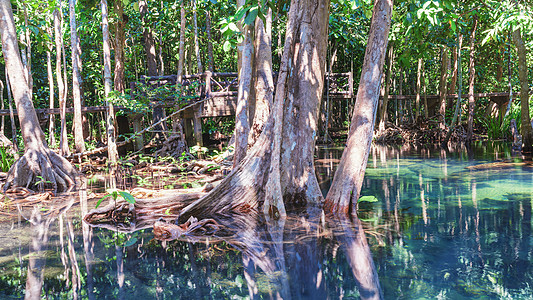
<box><xmin>1</xmin><ymin>142</ymin><xmax>532</xmax><ymax>299</ymax></box>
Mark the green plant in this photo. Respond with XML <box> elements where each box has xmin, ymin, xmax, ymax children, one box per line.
<box><xmin>0</xmin><ymin>147</ymin><xmax>14</xmax><ymax>172</ymax></box>
<box><xmin>95</xmin><ymin>189</ymin><xmax>136</xmax><ymax>209</ymax></box>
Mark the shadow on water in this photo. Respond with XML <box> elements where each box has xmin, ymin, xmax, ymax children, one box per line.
<box><xmin>2</xmin><ymin>141</ymin><xmax>533</xmax><ymax>298</ymax></box>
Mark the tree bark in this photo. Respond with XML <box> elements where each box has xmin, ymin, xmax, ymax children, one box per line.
<box><xmin>438</xmin><ymin>47</ymin><xmax>448</xmax><ymax>130</ymax></box>
<box><xmin>0</xmin><ymin>0</ymin><xmax>78</xmax><ymax>193</ymax></box>
<box><xmin>324</xmin><ymin>0</ymin><xmax>393</xmax><ymax>215</ymax></box>
<box><xmin>102</xmin><ymin>0</ymin><xmax>118</xmax><ymax>164</ymax></box>
<box><xmin>70</xmin><ymin>0</ymin><xmax>85</xmax><ymax>154</ymax></box>
<box><xmin>466</xmin><ymin>16</ymin><xmax>477</xmax><ymax>142</ymax></box>
<box><xmin>177</xmin><ymin>0</ymin><xmax>330</xmax><ymax>222</ymax></box>
<box><xmin>512</xmin><ymin>28</ymin><xmax>533</xmax><ymax>153</ymax></box>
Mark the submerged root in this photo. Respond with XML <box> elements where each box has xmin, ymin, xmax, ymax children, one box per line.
<box><xmin>3</xmin><ymin>147</ymin><xmax>79</xmax><ymax>193</ymax></box>
<box><xmin>153</xmin><ymin>216</ymin><xmax>222</xmax><ymax>241</ymax></box>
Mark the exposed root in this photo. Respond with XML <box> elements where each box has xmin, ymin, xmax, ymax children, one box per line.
<box><xmin>83</xmin><ymin>192</ymin><xmax>205</xmax><ymax>233</ymax></box>
<box><xmin>3</xmin><ymin>147</ymin><xmax>79</xmax><ymax>193</ymax></box>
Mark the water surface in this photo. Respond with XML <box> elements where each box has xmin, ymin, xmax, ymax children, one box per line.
<box><xmin>0</xmin><ymin>142</ymin><xmax>532</xmax><ymax>299</ymax></box>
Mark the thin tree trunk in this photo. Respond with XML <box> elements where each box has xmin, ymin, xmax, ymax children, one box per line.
<box><xmin>70</xmin><ymin>0</ymin><xmax>85</xmax><ymax>153</ymax></box>
<box><xmin>193</xmin><ymin>0</ymin><xmax>203</xmax><ymax>74</ymax></box>
<box><xmin>177</xmin><ymin>6</ymin><xmax>186</xmax><ymax>82</ymax></box>
<box><xmin>512</xmin><ymin>28</ymin><xmax>533</xmax><ymax>153</ymax></box>
<box><xmin>505</xmin><ymin>34</ymin><xmax>513</xmax><ymax>116</ymax></box>
<box><xmin>443</xmin><ymin>34</ymin><xmax>463</xmax><ymax>145</ymax></box>
<box><xmin>423</xmin><ymin>67</ymin><xmax>428</xmax><ymax>119</ymax></box>
<box><xmin>114</xmin><ymin>0</ymin><xmax>126</xmax><ymax>93</ymax></box>
<box><xmin>140</xmin><ymin>0</ymin><xmax>165</xmax><ymax>139</ymax></box>
<box><xmin>46</xmin><ymin>25</ymin><xmax>55</xmax><ymax>148</ymax></box>
<box><xmin>466</xmin><ymin>16</ymin><xmax>477</xmax><ymax>142</ymax></box>
<box><xmin>102</xmin><ymin>0</ymin><xmax>118</xmax><ymax>164</ymax></box>
<box><xmin>438</xmin><ymin>47</ymin><xmax>448</xmax><ymax>130</ymax></box>
<box><xmin>378</xmin><ymin>44</ymin><xmax>392</xmax><ymax>132</ymax></box>
<box><xmin>206</xmin><ymin>11</ymin><xmax>214</xmax><ymax>72</ymax></box>
<box><xmin>54</xmin><ymin>4</ymin><xmax>69</xmax><ymax>156</ymax></box>
<box><xmin>4</xmin><ymin>70</ymin><xmax>18</xmax><ymax>155</ymax></box>
<box><xmin>415</xmin><ymin>57</ymin><xmax>422</xmax><ymax>120</ymax></box>
<box><xmin>324</xmin><ymin>0</ymin><xmax>393</xmax><ymax>215</ymax></box>
<box><xmin>139</xmin><ymin>0</ymin><xmax>158</xmax><ymax>75</ymax></box>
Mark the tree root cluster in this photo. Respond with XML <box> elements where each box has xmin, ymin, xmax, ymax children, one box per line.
<box><xmin>3</xmin><ymin>147</ymin><xmax>78</xmax><ymax>193</ymax></box>
<box><xmin>83</xmin><ymin>191</ymin><xmax>205</xmax><ymax>233</ymax></box>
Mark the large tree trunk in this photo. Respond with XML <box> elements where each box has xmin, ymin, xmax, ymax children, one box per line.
<box><xmin>466</xmin><ymin>16</ymin><xmax>477</xmax><ymax>142</ymax></box>
<box><xmin>0</xmin><ymin>0</ymin><xmax>78</xmax><ymax>193</ymax></box>
<box><xmin>249</xmin><ymin>8</ymin><xmax>274</xmax><ymax>145</ymax></box>
<box><xmin>438</xmin><ymin>47</ymin><xmax>449</xmax><ymax>131</ymax></box>
<box><xmin>324</xmin><ymin>0</ymin><xmax>393</xmax><ymax>215</ymax></box>
<box><xmin>513</xmin><ymin>28</ymin><xmax>533</xmax><ymax>153</ymax></box>
<box><xmin>233</xmin><ymin>23</ymin><xmax>253</xmax><ymax>167</ymax></box>
<box><xmin>70</xmin><ymin>0</ymin><xmax>85</xmax><ymax>154</ymax></box>
<box><xmin>177</xmin><ymin>0</ymin><xmax>330</xmax><ymax>222</ymax></box>
<box><xmin>102</xmin><ymin>0</ymin><xmax>118</xmax><ymax>164</ymax></box>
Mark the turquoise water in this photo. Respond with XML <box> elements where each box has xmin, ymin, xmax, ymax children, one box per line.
<box><xmin>0</xmin><ymin>142</ymin><xmax>532</xmax><ymax>299</ymax></box>
<box><xmin>360</xmin><ymin>143</ymin><xmax>533</xmax><ymax>299</ymax></box>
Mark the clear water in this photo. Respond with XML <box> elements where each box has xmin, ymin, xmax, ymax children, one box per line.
<box><xmin>0</xmin><ymin>142</ymin><xmax>532</xmax><ymax>299</ymax></box>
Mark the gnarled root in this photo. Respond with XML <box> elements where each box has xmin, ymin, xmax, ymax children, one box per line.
<box><xmin>153</xmin><ymin>216</ymin><xmax>222</xmax><ymax>241</ymax></box>
<box><xmin>3</xmin><ymin>147</ymin><xmax>79</xmax><ymax>193</ymax></box>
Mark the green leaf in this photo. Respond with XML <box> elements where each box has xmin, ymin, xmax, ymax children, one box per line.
<box><xmin>95</xmin><ymin>196</ymin><xmax>107</xmax><ymax>209</ymax></box>
<box><xmin>358</xmin><ymin>195</ymin><xmax>378</xmax><ymax>203</ymax></box>
<box><xmin>223</xmin><ymin>40</ymin><xmax>232</xmax><ymax>52</ymax></box>
<box><xmin>244</xmin><ymin>6</ymin><xmax>259</xmax><ymax>25</ymax></box>
<box><xmin>234</xmin><ymin>6</ymin><xmax>248</xmax><ymax>21</ymax></box>
<box><xmin>118</xmin><ymin>191</ymin><xmax>136</xmax><ymax>204</ymax></box>
<box><xmin>124</xmin><ymin>237</ymin><xmax>138</xmax><ymax>247</ymax></box>
<box><xmin>450</xmin><ymin>20</ymin><xmax>456</xmax><ymax>32</ymax></box>
<box><xmin>228</xmin><ymin>22</ymin><xmax>240</xmax><ymax>33</ymax></box>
